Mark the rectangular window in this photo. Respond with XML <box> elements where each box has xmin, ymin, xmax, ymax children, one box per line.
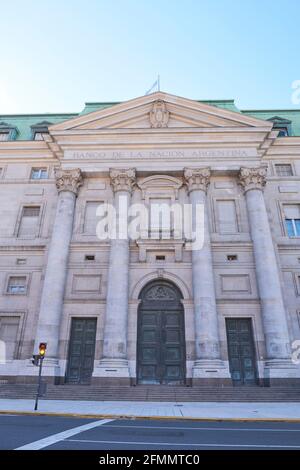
<box><xmin>84</xmin><ymin>202</ymin><xmax>101</xmax><ymax>235</ymax></box>
<box><xmin>33</xmin><ymin>132</ymin><xmax>47</xmax><ymax>141</ymax></box>
<box><xmin>84</xmin><ymin>254</ymin><xmax>95</xmax><ymax>261</ymax></box>
<box><xmin>30</xmin><ymin>168</ymin><xmax>48</xmax><ymax>179</ymax></box>
<box><xmin>0</xmin><ymin>132</ymin><xmax>9</xmax><ymax>141</ymax></box>
<box><xmin>149</xmin><ymin>197</ymin><xmax>173</xmax><ymax>237</ymax></box>
<box><xmin>7</xmin><ymin>276</ymin><xmax>27</xmax><ymax>294</ymax></box>
<box><xmin>227</xmin><ymin>254</ymin><xmax>238</xmax><ymax>261</ymax></box>
<box><xmin>277</xmin><ymin>128</ymin><xmax>289</xmax><ymax>137</ymax></box>
<box><xmin>216</xmin><ymin>200</ymin><xmax>238</xmax><ymax>234</ymax></box>
<box><xmin>275</xmin><ymin>164</ymin><xmax>293</xmax><ymax>177</ymax></box>
<box><xmin>284</xmin><ymin>205</ymin><xmax>300</xmax><ymax>237</ymax></box>
<box><xmin>17</xmin><ymin>206</ymin><xmax>40</xmax><ymax>238</ymax></box>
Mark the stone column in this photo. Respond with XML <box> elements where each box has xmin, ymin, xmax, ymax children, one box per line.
<box><xmin>184</xmin><ymin>168</ymin><xmax>228</xmax><ymax>383</ymax></box>
<box><xmin>34</xmin><ymin>168</ymin><xmax>82</xmax><ymax>375</ymax></box>
<box><xmin>97</xmin><ymin>168</ymin><xmax>136</xmax><ymax>382</ymax></box>
<box><xmin>239</xmin><ymin>167</ymin><xmax>295</xmax><ymax>379</ymax></box>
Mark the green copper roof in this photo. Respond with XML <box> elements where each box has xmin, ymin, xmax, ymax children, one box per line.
<box><xmin>1</xmin><ymin>100</ymin><xmax>300</xmax><ymax>140</ymax></box>
<box><xmin>0</xmin><ymin>113</ymin><xmax>77</xmax><ymax>140</ymax></box>
<box><xmin>79</xmin><ymin>102</ymin><xmax>119</xmax><ymax>115</ymax></box>
<box><xmin>241</xmin><ymin>109</ymin><xmax>300</xmax><ymax>136</ymax></box>
<box><xmin>198</xmin><ymin>99</ymin><xmax>239</xmax><ymax>112</ymax></box>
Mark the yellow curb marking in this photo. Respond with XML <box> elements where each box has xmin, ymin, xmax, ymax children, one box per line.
<box><xmin>1</xmin><ymin>409</ymin><xmax>300</xmax><ymax>423</ymax></box>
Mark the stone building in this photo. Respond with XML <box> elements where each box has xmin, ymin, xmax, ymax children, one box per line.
<box><xmin>0</xmin><ymin>91</ymin><xmax>300</xmax><ymax>387</ymax></box>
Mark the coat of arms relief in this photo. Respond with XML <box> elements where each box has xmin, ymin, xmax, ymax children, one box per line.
<box><xmin>149</xmin><ymin>100</ymin><xmax>170</xmax><ymax>128</ymax></box>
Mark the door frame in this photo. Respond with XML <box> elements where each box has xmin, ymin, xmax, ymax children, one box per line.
<box><xmin>136</xmin><ymin>280</ymin><xmax>186</xmax><ymax>385</ymax></box>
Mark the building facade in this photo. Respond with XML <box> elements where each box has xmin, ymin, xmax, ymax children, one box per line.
<box><xmin>0</xmin><ymin>92</ymin><xmax>300</xmax><ymax>387</ymax></box>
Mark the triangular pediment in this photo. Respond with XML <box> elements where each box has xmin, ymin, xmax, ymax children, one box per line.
<box><xmin>50</xmin><ymin>92</ymin><xmax>272</xmax><ymax>132</ymax></box>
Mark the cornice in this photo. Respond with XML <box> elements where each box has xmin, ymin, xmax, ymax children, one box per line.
<box><xmin>49</xmin><ymin>132</ymin><xmax>271</xmax><ymax>157</ymax></box>
<box><xmin>0</xmin><ymin>140</ymin><xmax>49</xmax><ymax>150</ymax></box>
<box><xmin>0</xmin><ymin>139</ymin><xmax>56</xmax><ymax>160</ymax></box>
<box><xmin>50</xmin><ymin>126</ymin><xmax>272</xmax><ymax>137</ymax></box>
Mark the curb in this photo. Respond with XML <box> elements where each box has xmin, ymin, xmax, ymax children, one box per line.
<box><xmin>1</xmin><ymin>409</ymin><xmax>300</xmax><ymax>423</ymax></box>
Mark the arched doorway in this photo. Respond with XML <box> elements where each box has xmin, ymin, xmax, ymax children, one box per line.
<box><xmin>137</xmin><ymin>280</ymin><xmax>186</xmax><ymax>385</ymax></box>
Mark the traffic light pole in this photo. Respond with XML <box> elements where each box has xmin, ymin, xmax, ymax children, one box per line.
<box><xmin>34</xmin><ymin>355</ymin><xmax>44</xmax><ymax>411</ymax></box>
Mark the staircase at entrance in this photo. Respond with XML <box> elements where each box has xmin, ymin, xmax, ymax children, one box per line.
<box><xmin>1</xmin><ymin>384</ymin><xmax>300</xmax><ymax>402</ymax></box>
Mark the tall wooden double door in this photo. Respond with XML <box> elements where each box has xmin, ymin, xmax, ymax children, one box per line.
<box><xmin>137</xmin><ymin>281</ymin><xmax>186</xmax><ymax>385</ymax></box>
<box><xmin>226</xmin><ymin>318</ymin><xmax>258</xmax><ymax>386</ymax></box>
<box><xmin>66</xmin><ymin>318</ymin><xmax>97</xmax><ymax>384</ymax></box>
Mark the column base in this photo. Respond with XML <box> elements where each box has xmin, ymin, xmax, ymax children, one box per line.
<box><xmin>192</xmin><ymin>359</ymin><xmax>231</xmax><ymax>386</ymax></box>
<box><xmin>93</xmin><ymin>359</ymin><xmax>131</xmax><ymax>385</ymax></box>
<box><xmin>263</xmin><ymin>359</ymin><xmax>300</xmax><ymax>386</ymax></box>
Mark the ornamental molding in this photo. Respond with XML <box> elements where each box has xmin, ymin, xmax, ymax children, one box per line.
<box><xmin>149</xmin><ymin>100</ymin><xmax>169</xmax><ymax>128</ymax></box>
<box><xmin>238</xmin><ymin>166</ymin><xmax>267</xmax><ymax>192</ymax></box>
<box><xmin>138</xmin><ymin>174</ymin><xmax>183</xmax><ymax>200</ymax></box>
<box><xmin>109</xmin><ymin>168</ymin><xmax>136</xmax><ymax>193</ymax></box>
<box><xmin>145</xmin><ymin>285</ymin><xmax>177</xmax><ymax>301</ymax></box>
<box><xmin>55</xmin><ymin>168</ymin><xmax>83</xmax><ymax>195</ymax></box>
<box><xmin>183</xmin><ymin>167</ymin><xmax>211</xmax><ymax>193</ymax></box>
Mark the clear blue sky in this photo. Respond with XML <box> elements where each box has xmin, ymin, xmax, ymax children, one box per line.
<box><xmin>1</xmin><ymin>0</ymin><xmax>299</xmax><ymax>114</ymax></box>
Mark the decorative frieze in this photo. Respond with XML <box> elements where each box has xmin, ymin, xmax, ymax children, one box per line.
<box><xmin>239</xmin><ymin>166</ymin><xmax>267</xmax><ymax>192</ymax></box>
<box><xmin>109</xmin><ymin>168</ymin><xmax>136</xmax><ymax>193</ymax></box>
<box><xmin>55</xmin><ymin>168</ymin><xmax>83</xmax><ymax>195</ymax></box>
<box><xmin>184</xmin><ymin>167</ymin><xmax>211</xmax><ymax>193</ymax></box>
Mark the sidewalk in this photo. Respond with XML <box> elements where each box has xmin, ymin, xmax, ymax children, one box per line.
<box><xmin>0</xmin><ymin>399</ymin><xmax>300</xmax><ymax>421</ymax></box>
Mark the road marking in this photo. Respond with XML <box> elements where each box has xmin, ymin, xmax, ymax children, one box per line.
<box><xmin>66</xmin><ymin>439</ymin><xmax>300</xmax><ymax>449</ymax></box>
<box><xmin>15</xmin><ymin>419</ymin><xmax>114</xmax><ymax>450</ymax></box>
<box><xmin>101</xmin><ymin>424</ymin><xmax>300</xmax><ymax>433</ymax></box>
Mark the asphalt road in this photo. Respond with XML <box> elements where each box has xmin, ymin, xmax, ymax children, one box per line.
<box><xmin>1</xmin><ymin>415</ymin><xmax>300</xmax><ymax>450</ymax></box>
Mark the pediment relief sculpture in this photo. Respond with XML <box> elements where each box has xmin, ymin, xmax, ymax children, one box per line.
<box><xmin>149</xmin><ymin>100</ymin><xmax>169</xmax><ymax>128</ymax></box>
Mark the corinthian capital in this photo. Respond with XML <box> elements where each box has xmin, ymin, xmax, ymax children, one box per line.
<box><xmin>110</xmin><ymin>168</ymin><xmax>136</xmax><ymax>193</ymax></box>
<box><xmin>239</xmin><ymin>166</ymin><xmax>267</xmax><ymax>192</ymax></box>
<box><xmin>184</xmin><ymin>167</ymin><xmax>211</xmax><ymax>193</ymax></box>
<box><xmin>55</xmin><ymin>168</ymin><xmax>83</xmax><ymax>195</ymax></box>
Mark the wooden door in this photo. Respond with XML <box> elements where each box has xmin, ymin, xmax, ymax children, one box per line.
<box><xmin>66</xmin><ymin>318</ymin><xmax>97</xmax><ymax>384</ymax></box>
<box><xmin>226</xmin><ymin>318</ymin><xmax>258</xmax><ymax>386</ymax></box>
<box><xmin>137</xmin><ymin>282</ymin><xmax>186</xmax><ymax>385</ymax></box>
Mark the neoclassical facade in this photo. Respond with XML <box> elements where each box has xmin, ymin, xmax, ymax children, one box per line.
<box><xmin>1</xmin><ymin>92</ymin><xmax>300</xmax><ymax>387</ymax></box>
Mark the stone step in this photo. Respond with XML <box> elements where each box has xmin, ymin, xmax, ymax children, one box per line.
<box><xmin>1</xmin><ymin>384</ymin><xmax>300</xmax><ymax>402</ymax></box>
<box><xmin>0</xmin><ymin>387</ymin><xmax>299</xmax><ymax>392</ymax></box>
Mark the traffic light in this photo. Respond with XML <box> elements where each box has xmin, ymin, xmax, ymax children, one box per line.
<box><xmin>32</xmin><ymin>354</ymin><xmax>40</xmax><ymax>366</ymax></box>
<box><xmin>39</xmin><ymin>342</ymin><xmax>47</xmax><ymax>357</ymax></box>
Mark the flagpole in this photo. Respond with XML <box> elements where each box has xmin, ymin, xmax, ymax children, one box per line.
<box><xmin>158</xmin><ymin>74</ymin><xmax>160</xmax><ymax>91</ymax></box>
